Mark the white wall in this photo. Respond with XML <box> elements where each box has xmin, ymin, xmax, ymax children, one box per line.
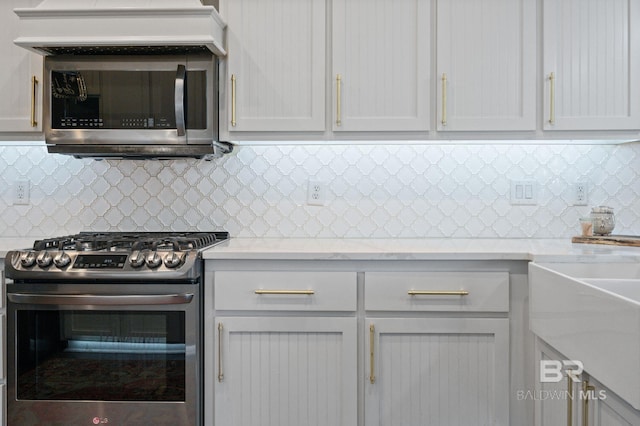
<box><xmin>0</xmin><ymin>142</ymin><xmax>638</xmax><ymax>238</ymax></box>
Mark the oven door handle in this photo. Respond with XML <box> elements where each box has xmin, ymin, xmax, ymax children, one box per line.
<box><xmin>7</xmin><ymin>293</ymin><xmax>194</xmax><ymax>306</ymax></box>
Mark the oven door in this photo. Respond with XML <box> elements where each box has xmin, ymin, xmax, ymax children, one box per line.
<box><xmin>6</xmin><ymin>283</ymin><xmax>201</xmax><ymax>426</ymax></box>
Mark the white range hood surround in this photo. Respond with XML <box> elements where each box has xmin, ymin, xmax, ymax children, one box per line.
<box><xmin>14</xmin><ymin>0</ymin><xmax>226</xmax><ymax>56</ymax></box>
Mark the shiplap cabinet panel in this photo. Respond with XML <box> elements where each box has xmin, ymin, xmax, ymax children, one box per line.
<box><xmin>332</xmin><ymin>0</ymin><xmax>430</xmax><ymax>131</ymax></box>
<box><xmin>543</xmin><ymin>0</ymin><xmax>640</xmax><ymax>130</ymax></box>
<box><xmin>365</xmin><ymin>318</ymin><xmax>510</xmax><ymax>426</ymax></box>
<box><xmin>436</xmin><ymin>0</ymin><xmax>536</xmax><ymax>131</ymax></box>
<box><xmin>0</xmin><ymin>0</ymin><xmax>42</xmax><ymax>133</ymax></box>
<box><xmin>221</xmin><ymin>0</ymin><xmax>325</xmax><ymax>132</ymax></box>
<box><xmin>214</xmin><ymin>317</ymin><xmax>357</xmax><ymax>426</ymax></box>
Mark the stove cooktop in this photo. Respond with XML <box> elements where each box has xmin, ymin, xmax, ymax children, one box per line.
<box><xmin>4</xmin><ymin>231</ymin><xmax>230</xmax><ymax>282</ymax></box>
<box><xmin>32</xmin><ymin>231</ymin><xmax>230</xmax><ymax>252</ymax></box>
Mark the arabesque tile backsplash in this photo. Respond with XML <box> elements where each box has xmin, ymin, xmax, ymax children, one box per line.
<box><xmin>1</xmin><ymin>142</ymin><xmax>639</xmax><ymax>238</ymax></box>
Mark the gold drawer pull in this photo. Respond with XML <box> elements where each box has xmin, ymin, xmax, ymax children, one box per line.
<box><xmin>369</xmin><ymin>324</ymin><xmax>376</xmax><ymax>384</ymax></box>
<box><xmin>217</xmin><ymin>322</ymin><xmax>224</xmax><ymax>382</ymax></box>
<box><xmin>31</xmin><ymin>76</ymin><xmax>38</xmax><ymax>127</ymax></box>
<box><xmin>582</xmin><ymin>380</ymin><xmax>595</xmax><ymax>426</ymax></box>
<box><xmin>441</xmin><ymin>73</ymin><xmax>447</xmax><ymax>126</ymax></box>
<box><xmin>255</xmin><ymin>289</ymin><xmax>315</xmax><ymax>295</ymax></box>
<box><xmin>336</xmin><ymin>74</ymin><xmax>342</xmax><ymax>126</ymax></box>
<box><xmin>231</xmin><ymin>74</ymin><xmax>237</xmax><ymax>127</ymax></box>
<box><xmin>567</xmin><ymin>373</ymin><xmax>574</xmax><ymax>426</ymax></box>
<box><xmin>548</xmin><ymin>72</ymin><xmax>555</xmax><ymax>124</ymax></box>
<box><xmin>408</xmin><ymin>290</ymin><xmax>469</xmax><ymax>296</ymax></box>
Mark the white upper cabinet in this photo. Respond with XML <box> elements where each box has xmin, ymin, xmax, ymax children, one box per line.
<box><xmin>0</xmin><ymin>0</ymin><xmax>42</xmax><ymax>134</ymax></box>
<box><xmin>436</xmin><ymin>0</ymin><xmax>536</xmax><ymax>131</ymax></box>
<box><xmin>220</xmin><ymin>0</ymin><xmax>325</xmax><ymax>133</ymax></box>
<box><xmin>332</xmin><ymin>0</ymin><xmax>430</xmax><ymax>132</ymax></box>
<box><xmin>543</xmin><ymin>0</ymin><xmax>640</xmax><ymax>131</ymax></box>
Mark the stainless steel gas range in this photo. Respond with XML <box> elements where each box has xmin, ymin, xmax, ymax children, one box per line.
<box><xmin>4</xmin><ymin>231</ymin><xmax>229</xmax><ymax>426</ymax></box>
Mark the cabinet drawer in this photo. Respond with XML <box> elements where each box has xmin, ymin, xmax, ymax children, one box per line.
<box><xmin>215</xmin><ymin>271</ymin><xmax>357</xmax><ymax>311</ymax></box>
<box><xmin>365</xmin><ymin>271</ymin><xmax>509</xmax><ymax>312</ymax></box>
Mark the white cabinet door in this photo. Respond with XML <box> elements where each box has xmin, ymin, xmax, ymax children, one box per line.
<box><xmin>585</xmin><ymin>376</ymin><xmax>640</xmax><ymax>426</ymax></box>
<box><xmin>221</xmin><ymin>0</ymin><xmax>325</xmax><ymax>133</ymax></box>
<box><xmin>332</xmin><ymin>0</ymin><xmax>430</xmax><ymax>132</ymax></box>
<box><xmin>365</xmin><ymin>317</ymin><xmax>509</xmax><ymax>426</ymax></box>
<box><xmin>543</xmin><ymin>0</ymin><xmax>640</xmax><ymax>130</ymax></box>
<box><xmin>534</xmin><ymin>339</ymin><xmax>581</xmax><ymax>426</ymax></box>
<box><xmin>215</xmin><ymin>316</ymin><xmax>357</xmax><ymax>426</ymax></box>
<box><xmin>436</xmin><ymin>0</ymin><xmax>536</xmax><ymax>131</ymax></box>
<box><xmin>0</xmin><ymin>0</ymin><xmax>42</xmax><ymax>133</ymax></box>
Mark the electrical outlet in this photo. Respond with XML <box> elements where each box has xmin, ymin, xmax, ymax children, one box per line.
<box><xmin>14</xmin><ymin>179</ymin><xmax>30</xmax><ymax>205</ymax></box>
<box><xmin>573</xmin><ymin>182</ymin><xmax>588</xmax><ymax>206</ymax></box>
<box><xmin>510</xmin><ymin>180</ymin><xmax>538</xmax><ymax>205</ymax></box>
<box><xmin>306</xmin><ymin>180</ymin><xmax>326</xmax><ymax>206</ymax></box>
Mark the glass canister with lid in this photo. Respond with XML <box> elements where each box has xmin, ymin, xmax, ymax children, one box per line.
<box><xmin>590</xmin><ymin>206</ymin><xmax>615</xmax><ymax>235</ymax></box>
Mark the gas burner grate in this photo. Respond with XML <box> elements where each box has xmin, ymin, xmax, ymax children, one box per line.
<box><xmin>32</xmin><ymin>231</ymin><xmax>229</xmax><ymax>252</ymax></box>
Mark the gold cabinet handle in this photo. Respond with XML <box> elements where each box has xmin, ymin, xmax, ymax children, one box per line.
<box><xmin>217</xmin><ymin>322</ymin><xmax>224</xmax><ymax>382</ymax></box>
<box><xmin>408</xmin><ymin>290</ymin><xmax>469</xmax><ymax>296</ymax></box>
<box><xmin>441</xmin><ymin>73</ymin><xmax>447</xmax><ymax>126</ymax></box>
<box><xmin>231</xmin><ymin>74</ymin><xmax>237</xmax><ymax>127</ymax></box>
<box><xmin>548</xmin><ymin>72</ymin><xmax>555</xmax><ymax>124</ymax></box>
<box><xmin>567</xmin><ymin>373</ymin><xmax>574</xmax><ymax>426</ymax></box>
<box><xmin>254</xmin><ymin>289</ymin><xmax>315</xmax><ymax>295</ymax></box>
<box><xmin>581</xmin><ymin>379</ymin><xmax>595</xmax><ymax>426</ymax></box>
<box><xmin>336</xmin><ymin>74</ymin><xmax>342</xmax><ymax>126</ymax></box>
<box><xmin>369</xmin><ymin>324</ymin><xmax>376</xmax><ymax>384</ymax></box>
<box><xmin>31</xmin><ymin>76</ymin><xmax>38</xmax><ymax>127</ymax></box>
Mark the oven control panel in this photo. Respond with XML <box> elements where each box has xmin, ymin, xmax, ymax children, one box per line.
<box><xmin>5</xmin><ymin>250</ymin><xmax>196</xmax><ymax>281</ymax></box>
<box><xmin>72</xmin><ymin>254</ymin><xmax>127</xmax><ymax>269</ymax></box>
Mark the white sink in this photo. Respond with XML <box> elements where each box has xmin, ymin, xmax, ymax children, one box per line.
<box><xmin>530</xmin><ymin>262</ymin><xmax>640</xmax><ymax>409</ymax></box>
<box><xmin>581</xmin><ymin>279</ymin><xmax>640</xmax><ymax>305</ymax></box>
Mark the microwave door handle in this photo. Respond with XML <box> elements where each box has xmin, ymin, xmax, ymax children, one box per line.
<box><xmin>175</xmin><ymin>64</ymin><xmax>186</xmax><ymax>137</ymax></box>
<box><xmin>8</xmin><ymin>293</ymin><xmax>194</xmax><ymax>306</ymax></box>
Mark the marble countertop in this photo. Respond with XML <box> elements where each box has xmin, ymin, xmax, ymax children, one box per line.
<box><xmin>3</xmin><ymin>237</ymin><xmax>639</xmax><ymax>263</ymax></box>
<box><xmin>201</xmin><ymin>238</ymin><xmax>640</xmax><ymax>262</ymax></box>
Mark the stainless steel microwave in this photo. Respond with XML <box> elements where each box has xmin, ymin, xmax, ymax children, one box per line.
<box><xmin>44</xmin><ymin>53</ymin><xmax>231</xmax><ymax>159</ymax></box>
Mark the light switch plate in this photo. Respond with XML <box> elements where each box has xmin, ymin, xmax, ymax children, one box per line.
<box><xmin>510</xmin><ymin>180</ymin><xmax>538</xmax><ymax>205</ymax></box>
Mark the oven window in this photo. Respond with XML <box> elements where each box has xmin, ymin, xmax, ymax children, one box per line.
<box><xmin>16</xmin><ymin>310</ymin><xmax>186</xmax><ymax>402</ymax></box>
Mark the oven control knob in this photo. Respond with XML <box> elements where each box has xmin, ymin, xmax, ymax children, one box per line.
<box><xmin>20</xmin><ymin>251</ymin><xmax>37</xmax><ymax>267</ymax></box>
<box><xmin>164</xmin><ymin>252</ymin><xmax>186</xmax><ymax>269</ymax></box>
<box><xmin>129</xmin><ymin>250</ymin><xmax>146</xmax><ymax>268</ymax></box>
<box><xmin>36</xmin><ymin>251</ymin><xmax>53</xmax><ymax>268</ymax></box>
<box><xmin>146</xmin><ymin>251</ymin><xmax>162</xmax><ymax>269</ymax></box>
<box><xmin>53</xmin><ymin>252</ymin><xmax>72</xmax><ymax>268</ymax></box>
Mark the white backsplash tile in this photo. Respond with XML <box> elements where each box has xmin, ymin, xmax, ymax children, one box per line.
<box><xmin>0</xmin><ymin>142</ymin><xmax>639</xmax><ymax>238</ymax></box>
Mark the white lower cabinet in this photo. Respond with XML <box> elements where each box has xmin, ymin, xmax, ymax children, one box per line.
<box><xmin>535</xmin><ymin>339</ymin><xmax>581</xmax><ymax>426</ymax></box>
<box><xmin>365</xmin><ymin>317</ymin><xmax>509</xmax><ymax>425</ymax></box>
<box><xmin>208</xmin><ymin>266</ymin><xmax>516</xmax><ymax>426</ymax></box>
<box><xmin>586</xmin><ymin>376</ymin><xmax>640</xmax><ymax>426</ymax></box>
<box><xmin>214</xmin><ymin>316</ymin><xmax>357</xmax><ymax>426</ymax></box>
<box><xmin>535</xmin><ymin>338</ymin><xmax>640</xmax><ymax>426</ymax></box>
<box><xmin>364</xmin><ymin>271</ymin><xmax>510</xmax><ymax>426</ymax></box>
<box><xmin>213</xmin><ymin>270</ymin><xmax>358</xmax><ymax>426</ymax></box>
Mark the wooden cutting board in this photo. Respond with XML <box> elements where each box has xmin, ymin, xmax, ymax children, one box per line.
<box><xmin>572</xmin><ymin>235</ymin><xmax>640</xmax><ymax>247</ymax></box>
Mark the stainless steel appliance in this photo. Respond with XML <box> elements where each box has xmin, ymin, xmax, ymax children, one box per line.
<box><xmin>4</xmin><ymin>231</ymin><xmax>229</xmax><ymax>426</ymax></box>
<box><xmin>43</xmin><ymin>54</ymin><xmax>232</xmax><ymax>160</ymax></box>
